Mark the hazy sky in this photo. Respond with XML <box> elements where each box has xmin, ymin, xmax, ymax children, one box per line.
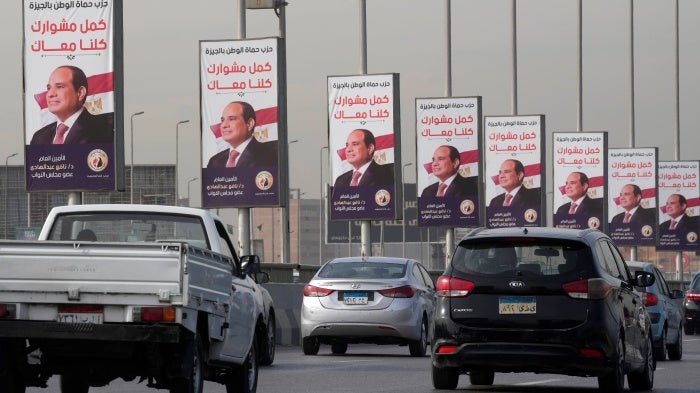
<box><xmin>3</xmin><ymin>0</ymin><xmax>700</xmax><ymax>208</ymax></box>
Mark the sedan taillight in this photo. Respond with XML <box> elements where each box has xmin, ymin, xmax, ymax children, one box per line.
<box><xmin>644</xmin><ymin>292</ymin><xmax>658</xmax><ymax>307</ymax></box>
<box><xmin>379</xmin><ymin>285</ymin><xmax>417</xmax><ymax>298</ymax></box>
<box><xmin>435</xmin><ymin>276</ymin><xmax>474</xmax><ymax>298</ymax></box>
<box><xmin>303</xmin><ymin>284</ymin><xmax>333</xmax><ymax>297</ymax></box>
<box><xmin>562</xmin><ymin>278</ymin><xmax>611</xmax><ymax>300</ymax></box>
<box><xmin>686</xmin><ymin>292</ymin><xmax>700</xmax><ymax>302</ymax></box>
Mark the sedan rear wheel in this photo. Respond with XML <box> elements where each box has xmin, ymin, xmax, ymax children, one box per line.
<box><xmin>668</xmin><ymin>325</ymin><xmax>683</xmax><ymax>360</ymax></box>
<box><xmin>302</xmin><ymin>336</ymin><xmax>319</xmax><ymax>355</ymax></box>
<box><xmin>432</xmin><ymin>365</ymin><xmax>458</xmax><ymax>390</ymax></box>
<box><xmin>408</xmin><ymin>317</ymin><xmax>428</xmax><ymax>357</ymax></box>
<box><xmin>598</xmin><ymin>336</ymin><xmax>625</xmax><ymax>393</ymax></box>
<box><xmin>331</xmin><ymin>343</ymin><xmax>348</xmax><ymax>355</ymax></box>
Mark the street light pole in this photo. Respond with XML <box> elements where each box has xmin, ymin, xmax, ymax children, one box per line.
<box><xmin>4</xmin><ymin>153</ymin><xmax>17</xmax><ymax>239</ymax></box>
<box><xmin>175</xmin><ymin>119</ymin><xmax>190</xmax><ymax>205</ymax></box>
<box><xmin>130</xmin><ymin>111</ymin><xmax>145</xmax><ymax>204</ymax></box>
<box><xmin>187</xmin><ymin>177</ymin><xmax>198</xmax><ymax>207</ymax></box>
<box><xmin>319</xmin><ymin>146</ymin><xmax>328</xmax><ymax>264</ymax></box>
<box><xmin>281</xmin><ymin>139</ymin><xmax>298</xmax><ymax>263</ymax></box>
<box><xmin>402</xmin><ymin>162</ymin><xmax>413</xmax><ymax>258</ymax></box>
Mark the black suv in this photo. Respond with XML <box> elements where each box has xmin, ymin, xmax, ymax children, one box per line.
<box><xmin>431</xmin><ymin>227</ymin><xmax>656</xmax><ymax>393</ymax></box>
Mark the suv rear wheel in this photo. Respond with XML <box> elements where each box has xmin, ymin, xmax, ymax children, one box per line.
<box><xmin>668</xmin><ymin>327</ymin><xmax>683</xmax><ymax>360</ymax></box>
<box><xmin>655</xmin><ymin>327</ymin><xmax>667</xmax><ymax>361</ymax></box>
<box><xmin>598</xmin><ymin>336</ymin><xmax>625</xmax><ymax>393</ymax></box>
<box><xmin>469</xmin><ymin>370</ymin><xmax>494</xmax><ymax>386</ymax></box>
<box><xmin>432</xmin><ymin>365</ymin><xmax>458</xmax><ymax>390</ymax></box>
<box><xmin>627</xmin><ymin>335</ymin><xmax>655</xmax><ymax>391</ymax></box>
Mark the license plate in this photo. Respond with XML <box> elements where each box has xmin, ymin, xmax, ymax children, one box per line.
<box><xmin>57</xmin><ymin>312</ymin><xmax>104</xmax><ymax>324</ymax></box>
<box><xmin>343</xmin><ymin>292</ymin><xmax>368</xmax><ymax>305</ymax></box>
<box><xmin>499</xmin><ymin>296</ymin><xmax>536</xmax><ymax>314</ymax></box>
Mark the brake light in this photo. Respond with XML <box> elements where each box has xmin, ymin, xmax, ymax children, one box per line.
<box><xmin>435</xmin><ymin>276</ymin><xmax>474</xmax><ymax>298</ymax></box>
<box><xmin>644</xmin><ymin>292</ymin><xmax>658</xmax><ymax>307</ymax></box>
<box><xmin>562</xmin><ymin>278</ymin><xmax>611</xmax><ymax>300</ymax></box>
<box><xmin>435</xmin><ymin>344</ymin><xmax>458</xmax><ymax>354</ymax></box>
<box><xmin>686</xmin><ymin>292</ymin><xmax>700</xmax><ymax>302</ymax></box>
<box><xmin>57</xmin><ymin>304</ymin><xmax>104</xmax><ymax>313</ymax></box>
<box><xmin>134</xmin><ymin>307</ymin><xmax>176</xmax><ymax>322</ymax></box>
<box><xmin>0</xmin><ymin>304</ymin><xmax>9</xmax><ymax>318</ymax></box>
<box><xmin>379</xmin><ymin>285</ymin><xmax>417</xmax><ymax>298</ymax></box>
<box><xmin>303</xmin><ymin>284</ymin><xmax>333</xmax><ymax>297</ymax></box>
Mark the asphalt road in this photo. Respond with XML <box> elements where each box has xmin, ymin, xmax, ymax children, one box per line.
<box><xmin>26</xmin><ymin>337</ymin><xmax>700</xmax><ymax>393</ymax></box>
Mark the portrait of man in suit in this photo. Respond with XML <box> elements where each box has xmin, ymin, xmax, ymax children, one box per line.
<box><xmin>420</xmin><ymin>145</ymin><xmax>477</xmax><ymax>198</ymax></box>
<box><xmin>30</xmin><ymin>65</ymin><xmax>113</xmax><ymax>145</ymax></box>
<box><xmin>333</xmin><ymin>128</ymin><xmax>393</xmax><ymax>187</ymax></box>
<box><xmin>489</xmin><ymin>159</ymin><xmax>540</xmax><ymax>207</ymax></box>
<box><xmin>660</xmin><ymin>193</ymin><xmax>699</xmax><ymax>233</ymax></box>
<box><xmin>556</xmin><ymin>171</ymin><xmax>603</xmax><ymax>215</ymax></box>
<box><xmin>206</xmin><ymin>101</ymin><xmax>278</xmax><ymax>168</ymax></box>
<box><xmin>611</xmin><ymin>183</ymin><xmax>655</xmax><ymax>226</ymax></box>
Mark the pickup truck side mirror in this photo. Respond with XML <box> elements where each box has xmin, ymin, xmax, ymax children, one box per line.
<box><xmin>241</xmin><ymin>254</ymin><xmax>261</xmax><ymax>275</ymax></box>
<box><xmin>254</xmin><ymin>272</ymin><xmax>270</xmax><ymax>284</ymax></box>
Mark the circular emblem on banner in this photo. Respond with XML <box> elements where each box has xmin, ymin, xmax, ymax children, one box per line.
<box><xmin>688</xmin><ymin>231</ymin><xmax>698</xmax><ymax>243</ymax></box>
<box><xmin>524</xmin><ymin>209</ymin><xmax>538</xmax><ymax>223</ymax></box>
<box><xmin>641</xmin><ymin>225</ymin><xmax>654</xmax><ymax>237</ymax></box>
<box><xmin>255</xmin><ymin>171</ymin><xmax>274</xmax><ymax>190</ymax></box>
<box><xmin>587</xmin><ymin>217</ymin><xmax>600</xmax><ymax>229</ymax></box>
<box><xmin>87</xmin><ymin>149</ymin><xmax>108</xmax><ymax>172</ymax></box>
<box><xmin>460</xmin><ymin>199</ymin><xmax>475</xmax><ymax>215</ymax></box>
<box><xmin>375</xmin><ymin>190</ymin><xmax>391</xmax><ymax>206</ymax></box>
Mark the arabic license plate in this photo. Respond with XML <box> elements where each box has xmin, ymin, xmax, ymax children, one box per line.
<box><xmin>499</xmin><ymin>296</ymin><xmax>536</xmax><ymax>314</ymax></box>
<box><xmin>57</xmin><ymin>312</ymin><xmax>104</xmax><ymax>324</ymax></box>
<box><xmin>343</xmin><ymin>292</ymin><xmax>368</xmax><ymax>305</ymax></box>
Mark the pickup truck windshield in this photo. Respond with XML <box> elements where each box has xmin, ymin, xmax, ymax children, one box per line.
<box><xmin>47</xmin><ymin>212</ymin><xmax>209</xmax><ymax>250</ymax></box>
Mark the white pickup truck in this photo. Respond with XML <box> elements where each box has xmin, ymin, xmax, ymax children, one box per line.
<box><xmin>0</xmin><ymin>204</ymin><xmax>272</xmax><ymax>393</ymax></box>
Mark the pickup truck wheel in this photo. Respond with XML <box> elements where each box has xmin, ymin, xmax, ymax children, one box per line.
<box><xmin>226</xmin><ymin>334</ymin><xmax>258</xmax><ymax>393</ymax></box>
<box><xmin>259</xmin><ymin>316</ymin><xmax>276</xmax><ymax>366</ymax></box>
<box><xmin>170</xmin><ymin>333</ymin><xmax>204</xmax><ymax>393</ymax></box>
<box><xmin>0</xmin><ymin>340</ymin><xmax>26</xmax><ymax>393</ymax></box>
<box><xmin>59</xmin><ymin>375</ymin><xmax>89</xmax><ymax>393</ymax></box>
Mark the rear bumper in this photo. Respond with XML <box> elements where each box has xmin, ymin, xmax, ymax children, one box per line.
<box><xmin>0</xmin><ymin>320</ymin><xmax>182</xmax><ymax>343</ymax></box>
<box><xmin>432</xmin><ymin>341</ymin><xmax>612</xmax><ymax>377</ymax></box>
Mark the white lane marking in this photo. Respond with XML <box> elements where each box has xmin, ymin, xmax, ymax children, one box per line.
<box><xmin>515</xmin><ymin>379</ymin><xmax>563</xmax><ymax>386</ymax></box>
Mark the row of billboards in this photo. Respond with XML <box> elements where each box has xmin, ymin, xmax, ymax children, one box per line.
<box><xmin>21</xmin><ymin>2</ymin><xmax>698</xmax><ymax>251</ymax></box>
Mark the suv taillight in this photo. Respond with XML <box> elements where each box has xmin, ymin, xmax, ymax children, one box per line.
<box><xmin>686</xmin><ymin>292</ymin><xmax>700</xmax><ymax>302</ymax></box>
<box><xmin>303</xmin><ymin>284</ymin><xmax>333</xmax><ymax>297</ymax></box>
<box><xmin>436</xmin><ymin>276</ymin><xmax>474</xmax><ymax>298</ymax></box>
<box><xmin>379</xmin><ymin>285</ymin><xmax>417</xmax><ymax>298</ymax></box>
<box><xmin>562</xmin><ymin>278</ymin><xmax>611</xmax><ymax>300</ymax></box>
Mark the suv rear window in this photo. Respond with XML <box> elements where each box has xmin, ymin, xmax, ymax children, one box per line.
<box><xmin>451</xmin><ymin>239</ymin><xmax>591</xmax><ymax>276</ymax></box>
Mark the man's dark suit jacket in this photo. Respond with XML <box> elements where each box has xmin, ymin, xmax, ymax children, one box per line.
<box><xmin>611</xmin><ymin>206</ymin><xmax>655</xmax><ymax>226</ymax></box>
<box><xmin>421</xmin><ymin>175</ymin><xmax>477</xmax><ymax>198</ymax></box>
<box><xmin>660</xmin><ymin>214</ymin><xmax>700</xmax><ymax>232</ymax></box>
<box><xmin>206</xmin><ymin>138</ymin><xmax>279</xmax><ymax>168</ymax></box>
<box><xmin>334</xmin><ymin>161</ymin><xmax>394</xmax><ymax>187</ymax></box>
<box><xmin>30</xmin><ymin>111</ymin><xmax>113</xmax><ymax>145</ymax></box>
<box><xmin>490</xmin><ymin>186</ymin><xmax>541</xmax><ymax>207</ymax></box>
<box><xmin>556</xmin><ymin>195</ymin><xmax>604</xmax><ymax>215</ymax></box>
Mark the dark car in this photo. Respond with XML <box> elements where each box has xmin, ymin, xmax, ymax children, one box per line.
<box><xmin>627</xmin><ymin>261</ymin><xmax>684</xmax><ymax>361</ymax></box>
<box><xmin>431</xmin><ymin>227</ymin><xmax>656</xmax><ymax>393</ymax></box>
<box><xmin>683</xmin><ymin>270</ymin><xmax>700</xmax><ymax>335</ymax></box>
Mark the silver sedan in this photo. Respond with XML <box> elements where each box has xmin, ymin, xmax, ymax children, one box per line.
<box><xmin>301</xmin><ymin>256</ymin><xmax>436</xmax><ymax>357</ymax></box>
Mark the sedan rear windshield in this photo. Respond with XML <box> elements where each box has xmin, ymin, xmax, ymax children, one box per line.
<box><xmin>452</xmin><ymin>239</ymin><xmax>591</xmax><ymax>276</ymax></box>
<box><xmin>318</xmin><ymin>262</ymin><xmax>406</xmax><ymax>279</ymax></box>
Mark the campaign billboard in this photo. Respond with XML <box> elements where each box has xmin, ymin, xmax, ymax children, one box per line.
<box><xmin>328</xmin><ymin>74</ymin><xmax>401</xmax><ymax>221</ymax></box>
<box><xmin>416</xmin><ymin>97</ymin><xmax>482</xmax><ymax>228</ymax></box>
<box><xmin>23</xmin><ymin>0</ymin><xmax>122</xmax><ymax>191</ymax></box>
<box><xmin>607</xmin><ymin>148</ymin><xmax>658</xmax><ymax>246</ymax></box>
<box><xmin>657</xmin><ymin>161</ymin><xmax>700</xmax><ymax>251</ymax></box>
<box><xmin>200</xmin><ymin>37</ymin><xmax>286</xmax><ymax>208</ymax></box>
<box><xmin>484</xmin><ymin>115</ymin><xmax>545</xmax><ymax>228</ymax></box>
<box><xmin>552</xmin><ymin>132</ymin><xmax>607</xmax><ymax>231</ymax></box>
